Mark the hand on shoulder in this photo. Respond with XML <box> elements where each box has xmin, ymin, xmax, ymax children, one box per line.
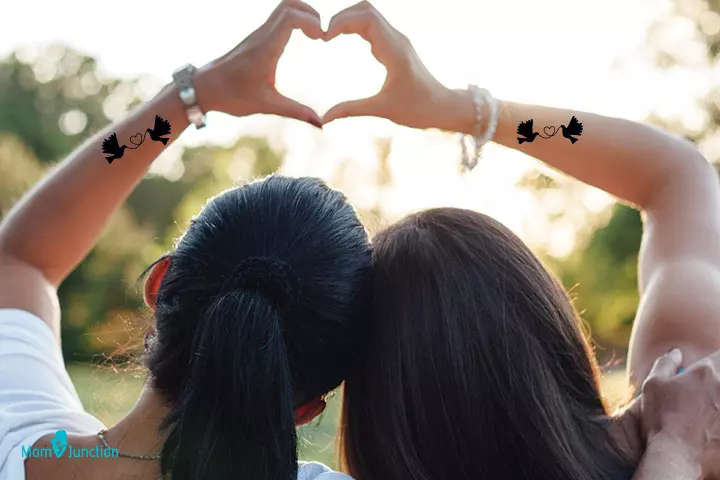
<box><xmin>637</xmin><ymin>349</ymin><xmax>720</xmax><ymax>478</ymax></box>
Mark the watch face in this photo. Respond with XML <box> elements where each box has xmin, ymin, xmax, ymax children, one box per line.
<box><xmin>179</xmin><ymin>88</ymin><xmax>197</xmax><ymax>105</ymax></box>
<box><xmin>173</xmin><ymin>64</ymin><xmax>204</xmax><ymax>128</ymax></box>
<box><xmin>172</xmin><ymin>64</ymin><xmax>196</xmax><ymax>84</ymax></box>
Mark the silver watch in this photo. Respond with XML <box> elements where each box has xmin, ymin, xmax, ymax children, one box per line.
<box><xmin>172</xmin><ymin>64</ymin><xmax>207</xmax><ymax>130</ymax></box>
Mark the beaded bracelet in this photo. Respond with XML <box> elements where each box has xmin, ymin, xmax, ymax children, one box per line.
<box><xmin>460</xmin><ymin>85</ymin><xmax>499</xmax><ymax>172</ymax></box>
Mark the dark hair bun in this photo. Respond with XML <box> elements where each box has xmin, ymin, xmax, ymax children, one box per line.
<box><xmin>231</xmin><ymin>256</ymin><xmax>300</xmax><ymax>310</ymax></box>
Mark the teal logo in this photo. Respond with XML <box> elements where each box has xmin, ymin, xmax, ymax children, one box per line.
<box><xmin>50</xmin><ymin>430</ymin><xmax>68</xmax><ymax>458</ymax></box>
<box><xmin>21</xmin><ymin>430</ymin><xmax>118</xmax><ymax>459</ymax></box>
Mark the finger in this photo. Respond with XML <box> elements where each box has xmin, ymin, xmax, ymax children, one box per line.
<box><xmin>268</xmin><ymin>0</ymin><xmax>320</xmax><ymax>23</ymax></box>
<box><xmin>232</xmin><ymin>2</ymin><xmax>322</xmax><ymax>59</ymax></box>
<box><xmin>326</xmin><ymin>0</ymin><xmax>375</xmax><ymax>27</ymax></box>
<box><xmin>326</xmin><ymin>9</ymin><xmax>379</xmax><ymax>43</ymax></box>
<box><xmin>672</xmin><ymin>349</ymin><xmax>720</xmax><ymax>375</ymax></box>
<box><xmin>322</xmin><ymin>96</ymin><xmax>384</xmax><ymax>124</ymax></box>
<box><xmin>266</xmin><ymin>93</ymin><xmax>323</xmax><ymax>128</ymax></box>
<box><xmin>692</xmin><ymin>349</ymin><xmax>720</xmax><ymax>368</ymax></box>
<box><xmin>287</xmin><ymin>0</ymin><xmax>321</xmax><ymax>21</ymax></box>
<box><xmin>324</xmin><ymin>8</ymin><xmax>403</xmax><ymax>68</ymax></box>
<box><xmin>685</xmin><ymin>355</ymin><xmax>720</xmax><ymax>378</ymax></box>
<box><xmin>326</xmin><ymin>2</ymin><xmax>396</xmax><ymax>43</ymax></box>
<box><xmin>647</xmin><ymin>348</ymin><xmax>684</xmax><ymax>381</ymax></box>
<box><xmin>274</xmin><ymin>7</ymin><xmax>324</xmax><ymax>42</ymax></box>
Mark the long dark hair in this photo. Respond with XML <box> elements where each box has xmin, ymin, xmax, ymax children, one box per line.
<box><xmin>340</xmin><ymin>208</ymin><xmax>635</xmax><ymax>480</ymax></box>
<box><xmin>145</xmin><ymin>176</ymin><xmax>372</xmax><ymax>480</ymax></box>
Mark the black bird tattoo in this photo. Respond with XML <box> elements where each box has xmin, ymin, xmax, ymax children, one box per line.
<box><xmin>146</xmin><ymin>115</ymin><xmax>171</xmax><ymax>145</ymax></box>
<box><xmin>517</xmin><ymin>119</ymin><xmax>540</xmax><ymax>144</ymax></box>
<box><xmin>560</xmin><ymin>116</ymin><xmax>583</xmax><ymax>144</ymax></box>
<box><xmin>102</xmin><ymin>133</ymin><xmax>128</xmax><ymax>164</ymax></box>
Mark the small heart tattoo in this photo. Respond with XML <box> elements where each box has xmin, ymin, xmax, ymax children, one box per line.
<box><xmin>130</xmin><ymin>134</ymin><xmax>144</xmax><ymax>146</ymax></box>
<box><xmin>543</xmin><ymin>126</ymin><xmax>557</xmax><ymax>137</ymax></box>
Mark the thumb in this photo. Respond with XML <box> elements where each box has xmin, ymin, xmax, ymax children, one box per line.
<box><xmin>647</xmin><ymin>348</ymin><xmax>684</xmax><ymax>382</ymax></box>
<box><xmin>323</xmin><ymin>96</ymin><xmax>384</xmax><ymax>124</ymax></box>
<box><xmin>266</xmin><ymin>93</ymin><xmax>323</xmax><ymax>129</ymax></box>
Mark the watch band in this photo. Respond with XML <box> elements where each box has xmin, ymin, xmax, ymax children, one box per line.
<box><xmin>172</xmin><ymin>64</ymin><xmax>207</xmax><ymax>130</ymax></box>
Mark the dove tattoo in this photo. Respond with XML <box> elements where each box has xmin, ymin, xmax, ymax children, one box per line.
<box><xmin>146</xmin><ymin>115</ymin><xmax>171</xmax><ymax>145</ymax></box>
<box><xmin>517</xmin><ymin>119</ymin><xmax>540</xmax><ymax>144</ymax></box>
<box><xmin>103</xmin><ymin>115</ymin><xmax>172</xmax><ymax>164</ymax></box>
<box><xmin>516</xmin><ymin>117</ymin><xmax>583</xmax><ymax>145</ymax></box>
<box><xmin>102</xmin><ymin>133</ymin><xmax>128</xmax><ymax>164</ymax></box>
<box><xmin>560</xmin><ymin>116</ymin><xmax>583</xmax><ymax>144</ymax></box>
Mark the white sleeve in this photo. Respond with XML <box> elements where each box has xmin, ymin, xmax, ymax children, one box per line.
<box><xmin>0</xmin><ymin>309</ymin><xmax>105</xmax><ymax>480</ymax></box>
<box><xmin>297</xmin><ymin>461</ymin><xmax>356</xmax><ymax>480</ymax></box>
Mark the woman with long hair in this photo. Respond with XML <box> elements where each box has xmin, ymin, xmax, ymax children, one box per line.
<box><xmin>326</xmin><ymin>3</ymin><xmax>720</xmax><ymax>478</ymax></box>
<box><xmin>0</xmin><ymin>2</ymin><xmax>370</xmax><ymax>479</ymax></box>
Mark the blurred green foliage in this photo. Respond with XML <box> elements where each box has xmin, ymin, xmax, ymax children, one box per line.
<box><xmin>554</xmin><ymin>204</ymin><xmax>643</xmax><ymax>351</ymax></box>
<box><xmin>0</xmin><ymin>46</ymin><xmax>287</xmax><ymax>361</ymax></box>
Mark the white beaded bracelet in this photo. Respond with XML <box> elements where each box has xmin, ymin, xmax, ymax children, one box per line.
<box><xmin>460</xmin><ymin>85</ymin><xmax>499</xmax><ymax>172</ymax></box>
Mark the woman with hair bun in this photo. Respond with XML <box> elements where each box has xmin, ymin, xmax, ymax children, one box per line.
<box><xmin>0</xmin><ymin>2</ymin><xmax>371</xmax><ymax>479</ymax></box>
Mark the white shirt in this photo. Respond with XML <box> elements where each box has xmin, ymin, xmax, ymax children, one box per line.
<box><xmin>0</xmin><ymin>308</ymin><xmax>352</xmax><ymax>480</ymax></box>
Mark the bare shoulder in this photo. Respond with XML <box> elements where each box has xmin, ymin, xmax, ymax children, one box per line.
<box><xmin>0</xmin><ymin>255</ymin><xmax>60</xmax><ymax>342</ymax></box>
<box><xmin>25</xmin><ymin>433</ymin><xmax>156</xmax><ymax>480</ymax></box>
<box><xmin>25</xmin><ymin>433</ymin><xmax>115</xmax><ymax>480</ymax></box>
<box><xmin>24</xmin><ymin>434</ymin><xmax>77</xmax><ymax>480</ymax></box>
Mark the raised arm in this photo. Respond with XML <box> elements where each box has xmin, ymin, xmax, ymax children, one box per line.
<box><xmin>322</xmin><ymin>1</ymin><xmax>720</xmax><ymax>392</ymax></box>
<box><xmin>0</xmin><ymin>0</ymin><xmax>324</xmax><ymax>341</ymax></box>
<box><xmin>477</xmin><ymin>100</ymin><xmax>720</xmax><ymax>391</ymax></box>
<box><xmin>0</xmin><ymin>84</ymin><xmax>188</xmax><ymax>341</ymax></box>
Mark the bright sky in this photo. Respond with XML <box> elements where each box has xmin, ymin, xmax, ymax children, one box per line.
<box><xmin>2</xmin><ymin>0</ymin><xmax>683</xmax><ymax>256</ymax></box>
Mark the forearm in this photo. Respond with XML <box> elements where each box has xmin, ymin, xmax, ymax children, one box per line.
<box><xmin>0</xmin><ymin>81</ymin><xmax>190</xmax><ymax>286</ymax></box>
<box><xmin>444</xmin><ymin>90</ymin><xmax>713</xmax><ymax>211</ymax></box>
<box><xmin>633</xmin><ymin>435</ymin><xmax>702</xmax><ymax>480</ymax></box>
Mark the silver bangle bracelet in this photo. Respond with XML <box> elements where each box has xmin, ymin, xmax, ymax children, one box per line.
<box><xmin>460</xmin><ymin>85</ymin><xmax>499</xmax><ymax>172</ymax></box>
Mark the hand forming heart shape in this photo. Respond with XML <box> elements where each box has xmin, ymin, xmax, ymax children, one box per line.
<box><xmin>195</xmin><ymin>1</ymin><xmax>326</xmax><ymax>127</ymax></box>
<box><xmin>320</xmin><ymin>1</ymin><xmax>459</xmax><ymax>131</ymax></box>
<box><xmin>197</xmin><ymin>1</ymin><xmax>464</xmax><ymax>134</ymax></box>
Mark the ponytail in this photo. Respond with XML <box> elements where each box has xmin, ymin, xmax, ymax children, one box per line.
<box><xmin>159</xmin><ymin>260</ymin><xmax>299</xmax><ymax>480</ymax></box>
<box><xmin>144</xmin><ymin>177</ymin><xmax>374</xmax><ymax>479</ymax></box>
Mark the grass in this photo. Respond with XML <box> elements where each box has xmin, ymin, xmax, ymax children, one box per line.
<box><xmin>68</xmin><ymin>363</ymin><xmax>631</xmax><ymax>468</ymax></box>
<box><xmin>67</xmin><ymin>363</ymin><xmax>343</xmax><ymax>466</ymax></box>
